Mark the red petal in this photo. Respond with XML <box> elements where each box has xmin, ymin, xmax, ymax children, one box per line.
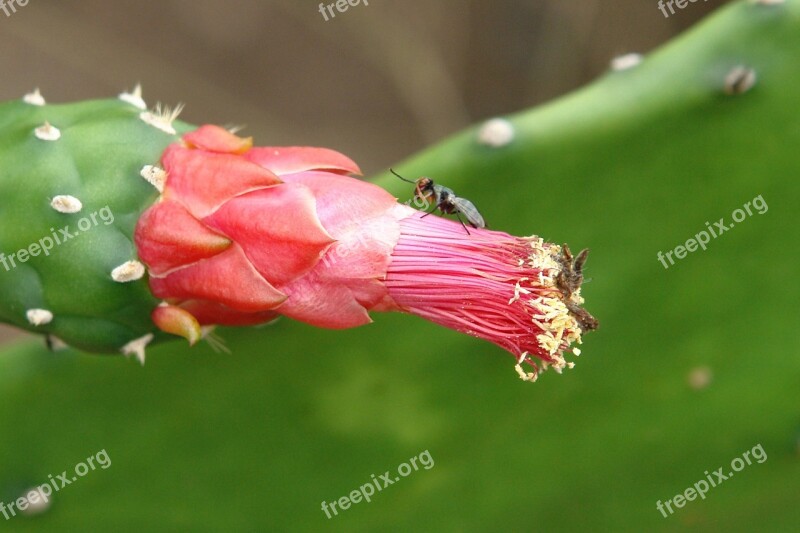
<box><xmin>152</xmin><ymin>304</ymin><xmax>202</xmax><ymax>345</ymax></box>
<box><xmin>278</xmin><ymin>171</ymin><xmax>398</xmax><ymax>239</ymax></box>
<box><xmin>263</xmin><ymin>174</ymin><xmax>406</xmax><ymax>327</ymax></box>
<box><xmin>204</xmin><ymin>183</ymin><xmax>334</xmax><ymax>285</ymax></box>
<box><xmin>177</xmin><ymin>300</ymin><xmax>280</xmax><ymax>326</ymax></box>
<box><xmin>183</xmin><ymin>125</ymin><xmax>253</xmax><ymax>154</ymax></box>
<box><xmin>245</xmin><ymin>147</ymin><xmax>361</xmax><ymax>176</ymax></box>
<box><xmin>311</xmin><ymin>208</ymin><xmax>400</xmax><ymax>283</ymax></box>
<box><xmin>135</xmin><ymin>200</ymin><xmax>231</xmax><ymax>276</ymax></box>
<box><xmin>275</xmin><ymin>220</ymin><xmax>401</xmax><ymax>328</ymax></box>
<box><xmin>277</xmin><ymin>270</ymin><xmax>373</xmax><ymax>329</ymax></box>
<box><xmin>149</xmin><ymin>245</ymin><xmax>287</xmax><ymax>312</ymax></box>
<box><xmin>162</xmin><ymin>144</ymin><xmax>282</xmax><ymax>218</ymax></box>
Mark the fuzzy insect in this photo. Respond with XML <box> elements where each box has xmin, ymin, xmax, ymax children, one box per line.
<box><xmin>390</xmin><ymin>169</ymin><xmax>486</xmax><ymax>234</ymax></box>
<box><xmin>556</xmin><ymin>244</ymin><xmax>599</xmax><ymax>332</ymax></box>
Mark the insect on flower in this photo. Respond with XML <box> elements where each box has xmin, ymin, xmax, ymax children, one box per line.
<box><xmin>390</xmin><ymin>168</ymin><xmax>486</xmax><ymax>234</ymax></box>
<box><xmin>556</xmin><ymin>244</ymin><xmax>599</xmax><ymax>332</ymax></box>
<box><xmin>128</xmin><ymin>124</ymin><xmax>596</xmax><ymax>377</ymax></box>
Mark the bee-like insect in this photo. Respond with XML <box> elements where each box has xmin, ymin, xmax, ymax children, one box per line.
<box><xmin>556</xmin><ymin>244</ymin><xmax>598</xmax><ymax>332</ymax></box>
<box><xmin>390</xmin><ymin>169</ymin><xmax>486</xmax><ymax>234</ymax></box>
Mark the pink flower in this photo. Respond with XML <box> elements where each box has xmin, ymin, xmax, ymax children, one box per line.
<box><xmin>135</xmin><ymin>126</ymin><xmax>596</xmax><ymax>380</ymax></box>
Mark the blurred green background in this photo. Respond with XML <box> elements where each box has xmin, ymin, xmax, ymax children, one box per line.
<box><xmin>1</xmin><ymin>0</ymin><xmax>798</xmax><ymax>531</ymax></box>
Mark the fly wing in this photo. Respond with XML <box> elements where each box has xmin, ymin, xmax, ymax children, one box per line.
<box><xmin>452</xmin><ymin>197</ymin><xmax>486</xmax><ymax>228</ymax></box>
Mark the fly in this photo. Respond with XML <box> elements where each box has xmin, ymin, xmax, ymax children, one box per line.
<box><xmin>390</xmin><ymin>168</ymin><xmax>486</xmax><ymax>234</ymax></box>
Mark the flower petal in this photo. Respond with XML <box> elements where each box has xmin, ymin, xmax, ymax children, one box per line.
<box><xmin>152</xmin><ymin>304</ymin><xmax>202</xmax><ymax>345</ymax></box>
<box><xmin>177</xmin><ymin>299</ymin><xmax>280</xmax><ymax>326</ymax></box>
<box><xmin>162</xmin><ymin>144</ymin><xmax>282</xmax><ymax>218</ymax></box>
<box><xmin>135</xmin><ymin>200</ymin><xmax>231</xmax><ymax>276</ymax></box>
<box><xmin>183</xmin><ymin>125</ymin><xmax>253</xmax><ymax>154</ymax></box>
<box><xmin>293</xmin><ymin>205</ymin><xmax>410</xmax><ymax>315</ymax></box>
<box><xmin>245</xmin><ymin>147</ymin><xmax>361</xmax><ymax>176</ymax></box>
<box><xmin>204</xmin><ymin>183</ymin><xmax>335</xmax><ymax>285</ymax></box>
<box><xmin>278</xmin><ymin>171</ymin><xmax>398</xmax><ymax>239</ymax></box>
<box><xmin>315</xmin><ymin>203</ymin><xmax>408</xmax><ymax>280</ymax></box>
<box><xmin>277</xmin><ymin>269</ymin><xmax>373</xmax><ymax>329</ymax></box>
<box><xmin>149</xmin><ymin>245</ymin><xmax>287</xmax><ymax>312</ymax></box>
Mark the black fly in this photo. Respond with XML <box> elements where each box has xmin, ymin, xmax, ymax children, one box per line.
<box><xmin>390</xmin><ymin>169</ymin><xmax>486</xmax><ymax>234</ymax></box>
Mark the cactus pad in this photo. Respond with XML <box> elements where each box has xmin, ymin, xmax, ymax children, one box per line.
<box><xmin>0</xmin><ymin>91</ymin><xmax>191</xmax><ymax>355</ymax></box>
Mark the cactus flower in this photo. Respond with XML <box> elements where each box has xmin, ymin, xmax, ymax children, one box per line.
<box><xmin>0</xmin><ymin>92</ymin><xmax>595</xmax><ymax>379</ymax></box>
<box><xmin>135</xmin><ymin>125</ymin><xmax>596</xmax><ymax>380</ymax></box>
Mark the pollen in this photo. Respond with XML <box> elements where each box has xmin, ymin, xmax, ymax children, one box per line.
<box><xmin>515</xmin><ymin>363</ymin><xmax>538</xmax><ymax>382</ymax></box>
<box><xmin>515</xmin><ymin>352</ymin><xmax>538</xmax><ymax>382</ymax></box>
<box><xmin>511</xmin><ymin>241</ymin><xmax>585</xmax><ymax>379</ymax></box>
<box><xmin>508</xmin><ymin>277</ymin><xmax>530</xmax><ymax>305</ymax></box>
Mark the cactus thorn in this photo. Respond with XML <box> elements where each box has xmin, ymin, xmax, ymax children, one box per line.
<box><xmin>477</xmin><ymin>117</ymin><xmax>515</xmax><ymax>148</ymax></box>
<box><xmin>724</xmin><ymin>66</ymin><xmax>757</xmax><ymax>95</ymax></box>
<box><xmin>26</xmin><ymin>308</ymin><xmax>53</xmax><ymax>326</ymax></box>
<box><xmin>201</xmin><ymin>326</ymin><xmax>232</xmax><ymax>354</ymax></box>
<box><xmin>23</xmin><ymin>88</ymin><xmax>46</xmax><ymax>106</ymax></box>
<box><xmin>610</xmin><ymin>53</ymin><xmax>643</xmax><ymax>72</ymax></box>
<box><xmin>139</xmin><ymin>102</ymin><xmax>185</xmax><ymax>135</ymax></box>
<box><xmin>119</xmin><ymin>84</ymin><xmax>147</xmax><ymax>110</ymax></box>
<box><xmin>111</xmin><ymin>260</ymin><xmax>146</xmax><ymax>282</ymax></box>
<box><xmin>121</xmin><ymin>332</ymin><xmax>154</xmax><ymax>365</ymax></box>
<box><xmin>140</xmin><ymin>164</ymin><xmax>167</xmax><ymax>193</ymax></box>
<box><xmin>34</xmin><ymin>121</ymin><xmax>61</xmax><ymax>141</ymax></box>
<box><xmin>50</xmin><ymin>195</ymin><xmax>83</xmax><ymax>214</ymax></box>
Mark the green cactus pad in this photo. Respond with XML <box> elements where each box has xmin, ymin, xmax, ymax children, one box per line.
<box><xmin>0</xmin><ymin>94</ymin><xmax>193</xmax><ymax>353</ymax></box>
<box><xmin>0</xmin><ymin>1</ymin><xmax>798</xmax><ymax>530</ymax></box>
